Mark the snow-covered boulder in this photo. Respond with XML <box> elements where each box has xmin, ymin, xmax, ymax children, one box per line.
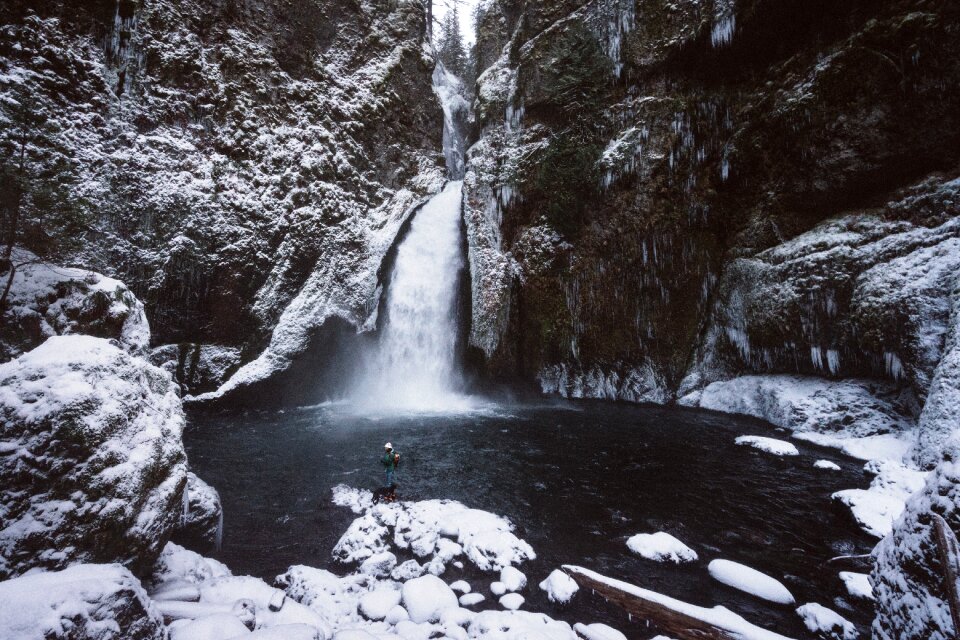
<box><xmin>172</xmin><ymin>473</ymin><xmax>223</xmax><ymax>553</ymax></box>
<box><xmin>499</xmin><ymin>566</ymin><xmax>526</xmax><ymax>592</ymax></box>
<box><xmin>0</xmin><ymin>336</ymin><xmax>187</xmax><ymax>578</ymax></box>
<box><xmin>539</xmin><ymin>570</ymin><xmax>579</xmax><ymax>603</ymax></box>
<box><xmin>795</xmin><ymin>603</ymin><xmax>857</xmax><ymax>640</ymax></box>
<box><xmin>626</xmin><ymin>532</ymin><xmax>698</xmax><ymax>564</ymax></box>
<box><xmin>401</xmin><ymin>575</ymin><xmax>458</xmax><ymax>623</ymax></box>
<box><xmin>815</xmin><ymin>460</ymin><xmax>842</xmax><ymax>471</ymax></box>
<box><xmin>707</xmin><ymin>559</ymin><xmax>795</xmax><ymax>604</ymax></box>
<box><xmin>358</xmin><ymin>587</ymin><xmax>401</xmax><ymax>621</ymax></box>
<box><xmin>331</xmin><ymin>487</ymin><xmax>535</xmax><ymax>572</ymax></box>
<box><xmin>359</xmin><ymin>552</ymin><xmax>397</xmax><ymax>578</ymax></box>
<box><xmin>498</xmin><ymin>593</ymin><xmax>524</xmax><ymax>610</ymax></box>
<box><xmin>735</xmin><ymin>436</ymin><xmax>799</xmax><ymax>456</ymax></box>
<box><xmin>459</xmin><ymin>593</ymin><xmax>484</xmax><ymax>607</ymax></box>
<box><xmin>873</xmin><ymin>435</ymin><xmax>960</xmax><ymax>640</ymax></box>
<box><xmin>149</xmin><ymin>542</ymin><xmax>232</xmax><ymax>592</ymax></box>
<box><xmin>0</xmin><ymin>563</ymin><xmax>165</xmax><ymax>639</ymax></box>
<box><xmin>169</xmin><ymin>613</ymin><xmax>251</xmax><ymax>640</ymax></box>
<box><xmin>1</xmin><ymin>250</ymin><xmax>150</xmax><ymax>363</ymax></box>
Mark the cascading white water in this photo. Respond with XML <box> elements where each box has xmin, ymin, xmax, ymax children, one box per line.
<box><xmin>356</xmin><ymin>181</ymin><xmax>467</xmax><ymax>410</ymax></box>
<box><xmin>352</xmin><ymin>64</ymin><xmax>473</xmax><ymax>412</ymax></box>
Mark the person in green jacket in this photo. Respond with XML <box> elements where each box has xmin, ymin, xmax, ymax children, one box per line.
<box><xmin>381</xmin><ymin>442</ymin><xmax>400</xmax><ymax>487</ymax></box>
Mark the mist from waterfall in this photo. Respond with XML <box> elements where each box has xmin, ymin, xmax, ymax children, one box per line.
<box><xmin>351</xmin><ymin>64</ymin><xmax>473</xmax><ymax>412</ymax></box>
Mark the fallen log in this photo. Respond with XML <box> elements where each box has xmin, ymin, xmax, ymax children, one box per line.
<box><xmin>562</xmin><ymin>565</ymin><xmax>796</xmax><ymax>640</ymax></box>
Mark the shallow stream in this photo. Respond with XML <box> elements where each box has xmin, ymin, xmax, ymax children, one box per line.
<box><xmin>186</xmin><ymin>400</ymin><xmax>876</xmax><ymax>639</ymax></box>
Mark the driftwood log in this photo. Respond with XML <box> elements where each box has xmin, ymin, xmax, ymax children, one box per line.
<box><xmin>562</xmin><ymin>565</ymin><xmax>795</xmax><ymax>640</ymax></box>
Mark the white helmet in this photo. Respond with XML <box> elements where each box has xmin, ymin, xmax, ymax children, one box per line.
<box><xmin>384</xmin><ymin>442</ymin><xmax>392</xmax><ymax>450</ymax></box>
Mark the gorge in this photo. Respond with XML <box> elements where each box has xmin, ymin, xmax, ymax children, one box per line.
<box><xmin>1</xmin><ymin>1</ymin><xmax>960</xmax><ymax>639</ymax></box>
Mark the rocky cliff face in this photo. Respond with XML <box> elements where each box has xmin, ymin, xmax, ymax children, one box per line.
<box><xmin>0</xmin><ymin>0</ymin><xmax>445</xmax><ymax>400</ymax></box>
<box><xmin>464</xmin><ymin>0</ymin><xmax>960</xmax><ymax>454</ymax></box>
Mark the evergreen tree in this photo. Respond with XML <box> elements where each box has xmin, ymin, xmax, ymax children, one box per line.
<box><xmin>436</xmin><ymin>2</ymin><xmax>466</xmax><ymax>77</ymax></box>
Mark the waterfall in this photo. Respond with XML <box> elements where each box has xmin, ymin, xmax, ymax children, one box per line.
<box><xmin>351</xmin><ymin>64</ymin><xmax>472</xmax><ymax>411</ymax></box>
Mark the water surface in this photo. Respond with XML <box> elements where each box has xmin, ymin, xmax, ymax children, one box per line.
<box><xmin>186</xmin><ymin>401</ymin><xmax>875</xmax><ymax>639</ymax></box>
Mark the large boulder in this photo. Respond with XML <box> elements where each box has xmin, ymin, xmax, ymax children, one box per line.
<box><xmin>0</xmin><ymin>563</ymin><xmax>166</xmax><ymax>640</ymax></box>
<box><xmin>0</xmin><ymin>335</ymin><xmax>187</xmax><ymax>578</ymax></box>
<box><xmin>872</xmin><ymin>435</ymin><xmax>960</xmax><ymax>640</ymax></box>
<box><xmin>1</xmin><ymin>249</ymin><xmax>150</xmax><ymax>363</ymax></box>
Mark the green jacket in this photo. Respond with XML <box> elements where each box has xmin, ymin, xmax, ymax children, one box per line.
<box><xmin>381</xmin><ymin>451</ymin><xmax>399</xmax><ymax>470</ymax></box>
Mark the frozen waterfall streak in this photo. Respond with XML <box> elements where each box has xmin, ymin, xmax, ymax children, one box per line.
<box><xmin>356</xmin><ymin>181</ymin><xmax>467</xmax><ymax>411</ymax></box>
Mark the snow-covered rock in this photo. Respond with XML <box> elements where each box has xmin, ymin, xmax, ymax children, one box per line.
<box><xmin>467</xmin><ymin>610</ymin><xmax>578</xmax><ymax>639</ymax></box>
<box><xmin>401</xmin><ymin>575</ymin><xmax>458</xmax><ymax>624</ymax></box>
<box><xmin>499</xmin><ymin>567</ymin><xmax>526</xmax><ymax>592</ymax></box>
<box><xmin>873</xmin><ymin>434</ymin><xmax>960</xmax><ymax>640</ymax></box>
<box><xmin>359</xmin><ymin>552</ymin><xmax>397</xmax><ymax>579</ymax></box>
<box><xmin>795</xmin><ymin>603</ymin><xmax>857</xmax><ymax>640</ymax></box>
<box><xmin>735</xmin><ymin>436</ymin><xmax>799</xmax><ymax>456</ymax></box>
<box><xmin>149</xmin><ymin>543</ymin><xmax>232</xmax><ymax>592</ymax></box>
<box><xmin>498</xmin><ymin>593</ymin><xmax>524</xmax><ymax>610</ymax></box>
<box><xmin>832</xmin><ymin>459</ymin><xmax>928</xmax><ymax>538</ymax></box>
<box><xmin>0</xmin><ymin>563</ymin><xmax>165</xmax><ymax>640</ymax></box>
<box><xmin>197</xmin><ymin>575</ymin><xmax>331</xmax><ymax>637</ymax></box>
<box><xmin>0</xmin><ymin>250</ymin><xmax>150</xmax><ymax>363</ymax></box>
<box><xmin>707</xmin><ymin>559</ymin><xmax>795</xmax><ymax>605</ymax></box>
<box><xmin>489</xmin><ymin>581</ymin><xmax>506</xmax><ymax>596</ymax></box>
<box><xmin>449</xmin><ymin>580</ymin><xmax>470</xmax><ymax>594</ymax></box>
<box><xmin>173</xmin><ymin>472</ymin><xmax>223</xmax><ymax>552</ymax></box>
<box><xmin>245</xmin><ymin>625</ymin><xmax>326</xmax><ymax>640</ymax></box>
<box><xmin>385</xmin><ymin>605</ymin><xmax>409</xmax><ymax>624</ymax></box>
<box><xmin>572</xmin><ymin>622</ymin><xmax>627</xmax><ymax>640</ymax></box>
<box><xmin>331</xmin><ymin>486</ymin><xmax>535</xmax><ymax>572</ymax></box>
<box><xmin>838</xmin><ymin>571</ymin><xmax>873</xmax><ymax>601</ymax></box>
<box><xmin>0</xmin><ymin>336</ymin><xmax>187</xmax><ymax>578</ymax></box>
<box><xmin>357</xmin><ymin>587</ymin><xmax>401</xmax><ymax>621</ymax></box>
<box><xmin>459</xmin><ymin>593</ymin><xmax>485</xmax><ymax>607</ymax></box>
<box><xmin>539</xmin><ymin>569</ymin><xmax>579</xmax><ymax>604</ymax></box>
<box><xmin>626</xmin><ymin>532</ymin><xmax>698</xmax><ymax>564</ymax></box>
<box><xmin>815</xmin><ymin>460</ymin><xmax>842</xmax><ymax>471</ymax></box>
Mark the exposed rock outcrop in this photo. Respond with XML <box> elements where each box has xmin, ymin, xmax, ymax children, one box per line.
<box><xmin>0</xmin><ymin>563</ymin><xmax>166</xmax><ymax>640</ymax></box>
<box><xmin>0</xmin><ymin>335</ymin><xmax>186</xmax><ymax>578</ymax></box>
<box><xmin>171</xmin><ymin>472</ymin><xmax>223</xmax><ymax>553</ymax></box>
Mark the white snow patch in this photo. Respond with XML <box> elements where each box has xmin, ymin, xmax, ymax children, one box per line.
<box><xmin>795</xmin><ymin>603</ymin><xmax>857</xmax><ymax>640</ymax></box>
<box><xmin>814</xmin><ymin>460</ymin><xmax>842</xmax><ymax>471</ymax></box>
<box><xmin>498</xmin><ymin>593</ymin><xmax>524</xmax><ymax>610</ymax></box>
<box><xmin>832</xmin><ymin>459</ymin><xmax>928</xmax><ymax>538</ymax></box>
<box><xmin>626</xmin><ymin>532</ymin><xmax>698</xmax><ymax>564</ymax></box>
<box><xmin>735</xmin><ymin>436</ymin><xmax>799</xmax><ymax>456</ymax></box>
<box><xmin>401</xmin><ymin>575</ymin><xmax>458</xmax><ymax>624</ymax></box>
<box><xmin>707</xmin><ymin>559</ymin><xmax>795</xmax><ymax>605</ymax></box>
<box><xmin>838</xmin><ymin>571</ymin><xmax>874</xmax><ymax>601</ymax></box>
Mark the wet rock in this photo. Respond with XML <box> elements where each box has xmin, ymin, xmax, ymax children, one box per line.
<box><xmin>0</xmin><ymin>563</ymin><xmax>166</xmax><ymax>640</ymax></box>
<box><xmin>172</xmin><ymin>472</ymin><xmax>224</xmax><ymax>553</ymax></box>
<box><xmin>150</xmin><ymin>344</ymin><xmax>242</xmax><ymax>396</ymax></box>
<box><xmin>0</xmin><ymin>336</ymin><xmax>187</xmax><ymax>579</ymax></box>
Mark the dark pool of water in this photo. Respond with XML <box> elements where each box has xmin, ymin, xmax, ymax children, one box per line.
<box><xmin>185</xmin><ymin>400</ymin><xmax>876</xmax><ymax>639</ymax></box>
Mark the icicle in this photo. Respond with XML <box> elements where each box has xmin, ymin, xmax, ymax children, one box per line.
<box><xmin>215</xmin><ymin>508</ymin><xmax>224</xmax><ymax>552</ymax></box>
